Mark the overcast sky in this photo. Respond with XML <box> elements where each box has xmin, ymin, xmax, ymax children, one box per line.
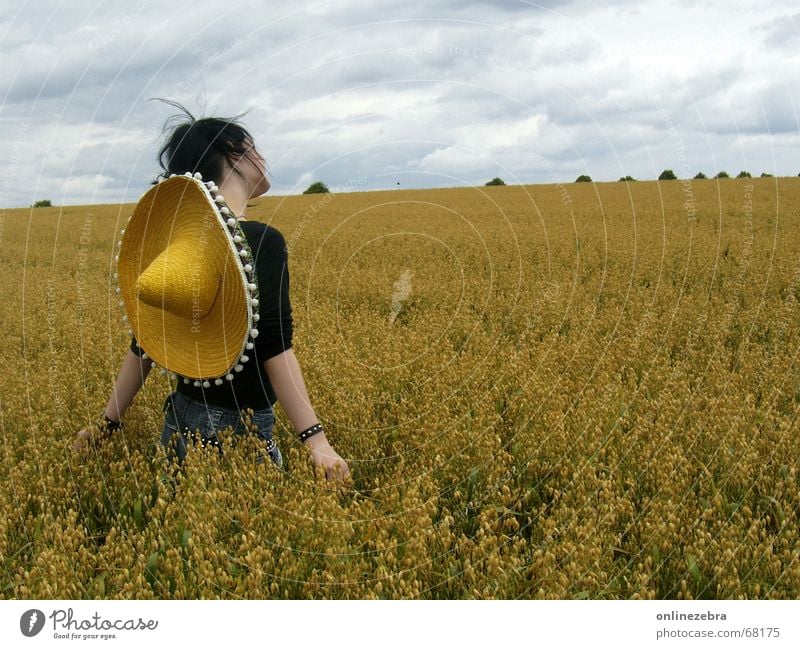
<box><xmin>0</xmin><ymin>0</ymin><xmax>797</xmax><ymax>208</ymax></box>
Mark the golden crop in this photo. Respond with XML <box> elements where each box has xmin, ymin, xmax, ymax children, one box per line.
<box><xmin>1</xmin><ymin>177</ymin><xmax>798</xmax><ymax>599</ymax></box>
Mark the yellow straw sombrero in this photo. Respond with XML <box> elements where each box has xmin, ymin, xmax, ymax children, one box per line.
<box><xmin>112</xmin><ymin>171</ymin><xmax>260</xmax><ymax>386</ymax></box>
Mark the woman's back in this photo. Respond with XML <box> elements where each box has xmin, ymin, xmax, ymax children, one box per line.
<box><xmin>131</xmin><ymin>220</ymin><xmax>293</xmax><ymax>411</ymax></box>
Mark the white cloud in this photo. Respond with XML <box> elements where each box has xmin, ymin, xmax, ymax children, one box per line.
<box><xmin>1</xmin><ymin>0</ymin><xmax>799</xmax><ymax>207</ymax></box>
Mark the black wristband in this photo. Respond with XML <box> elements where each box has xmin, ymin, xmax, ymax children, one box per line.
<box><xmin>298</xmin><ymin>422</ymin><xmax>323</xmax><ymax>443</ymax></box>
<box><xmin>99</xmin><ymin>414</ymin><xmax>123</xmax><ymax>435</ymax></box>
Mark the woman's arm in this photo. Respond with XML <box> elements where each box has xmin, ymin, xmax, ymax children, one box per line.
<box><xmin>264</xmin><ymin>348</ymin><xmax>351</xmax><ymax>483</ymax></box>
<box><xmin>103</xmin><ymin>349</ymin><xmax>154</xmax><ymax>422</ymax></box>
<box><xmin>263</xmin><ymin>348</ymin><xmax>325</xmax><ymax>443</ymax></box>
<box><xmin>73</xmin><ymin>349</ymin><xmax>153</xmax><ymax>451</ymax></box>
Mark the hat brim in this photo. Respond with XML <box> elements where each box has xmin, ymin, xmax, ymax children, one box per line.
<box><xmin>116</xmin><ymin>175</ymin><xmax>255</xmax><ymax>380</ymax></box>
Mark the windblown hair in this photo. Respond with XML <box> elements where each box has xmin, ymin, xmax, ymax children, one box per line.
<box><xmin>147</xmin><ymin>98</ymin><xmax>267</xmax><ymax>195</ymax></box>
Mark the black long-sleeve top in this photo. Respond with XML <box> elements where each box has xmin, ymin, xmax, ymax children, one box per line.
<box><xmin>130</xmin><ymin>221</ymin><xmax>293</xmax><ymax>411</ymax></box>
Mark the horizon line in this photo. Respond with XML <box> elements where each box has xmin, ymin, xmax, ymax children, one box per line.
<box><xmin>8</xmin><ymin>174</ymin><xmax>796</xmax><ymax>211</ymax></box>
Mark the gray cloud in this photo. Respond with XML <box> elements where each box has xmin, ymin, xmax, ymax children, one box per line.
<box><xmin>755</xmin><ymin>11</ymin><xmax>800</xmax><ymax>50</ymax></box>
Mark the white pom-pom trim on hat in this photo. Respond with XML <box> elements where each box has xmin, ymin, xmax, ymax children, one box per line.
<box><xmin>203</xmin><ymin>380</ymin><xmax>210</xmax><ymax>388</ymax></box>
<box><xmin>250</xmin><ymin>328</ymin><xmax>259</xmax><ymax>338</ymax></box>
<box><xmin>226</xmin><ymin>373</ymin><xmax>234</xmax><ymax>381</ymax></box>
<box><xmin>194</xmin><ymin>380</ymin><xmax>201</xmax><ymax>387</ymax></box>
<box><xmin>183</xmin><ymin>378</ymin><xmax>190</xmax><ymax>384</ymax></box>
<box><xmin>246</xmin><ymin>342</ymin><xmax>254</xmax><ymax>350</ymax></box>
<box><xmin>244</xmin><ymin>264</ymin><xmax>252</xmax><ymax>273</ymax></box>
<box><xmin>194</xmin><ymin>172</ymin><xmax>203</xmax><ymax>180</ymax></box>
<box><xmin>215</xmin><ymin>195</ymin><xmax>225</xmax><ymax>204</ymax></box>
<box><xmin>227</xmin><ymin>218</ymin><xmax>236</xmax><ymax>227</ymax></box>
<box><xmin>235</xmin><ymin>364</ymin><xmax>243</xmax><ymax>372</ymax></box>
<box><xmin>215</xmin><ymin>378</ymin><xmax>223</xmax><ymax>385</ymax></box>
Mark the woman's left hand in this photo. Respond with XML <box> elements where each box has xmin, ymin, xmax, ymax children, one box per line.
<box><xmin>72</xmin><ymin>427</ymin><xmax>94</xmax><ymax>452</ymax></box>
<box><xmin>304</xmin><ymin>434</ymin><xmax>352</xmax><ymax>486</ymax></box>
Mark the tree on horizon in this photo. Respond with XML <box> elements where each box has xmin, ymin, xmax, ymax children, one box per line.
<box><xmin>303</xmin><ymin>181</ymin><xmax>330</xmax><ymax>194</ymax></box>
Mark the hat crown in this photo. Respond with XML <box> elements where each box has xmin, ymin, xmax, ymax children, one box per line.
<box><xmin>135</xmin><ymin>235</ymin><xmax>221</xmax><ymax>319</ymax></box>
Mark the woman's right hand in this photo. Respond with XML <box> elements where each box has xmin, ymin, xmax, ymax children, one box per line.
<box><xmin>304</xmin><ymin>433</ymin><xmax>353</xmax><ymax>486</ymax></box>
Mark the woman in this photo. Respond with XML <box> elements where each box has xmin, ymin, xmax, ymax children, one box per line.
<box><xmin>74</xmin><ymin>100</ymin><xmax>351</xmax><ymax>485</ymax></box>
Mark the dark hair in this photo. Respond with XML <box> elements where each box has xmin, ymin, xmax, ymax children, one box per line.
<box><xmin>147</xmin><ymin>98</ymin><xmax>268</xmax><ymax>196</ymax></box>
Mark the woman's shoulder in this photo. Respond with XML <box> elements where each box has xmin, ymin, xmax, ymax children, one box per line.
<box><xmin>241</xmin><ymin>221</ymin><xmax>287</xmax><ymax>258</ymax></box>
<box><xmin>241</xmin><ymin>221</ymin><xmax>286</xmax><ymax>243</ymax></box>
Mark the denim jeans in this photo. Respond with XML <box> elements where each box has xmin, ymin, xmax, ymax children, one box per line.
<box><xmin>159</xmin><ymin>391</ymin><xmax>283</xmax><ymax>469</ymax></box>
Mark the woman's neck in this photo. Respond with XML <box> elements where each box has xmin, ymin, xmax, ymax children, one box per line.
<box><xmin>216</xmin><ymin>177</ymin><xmax>249</xmax><ymax>220</ymax></box>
